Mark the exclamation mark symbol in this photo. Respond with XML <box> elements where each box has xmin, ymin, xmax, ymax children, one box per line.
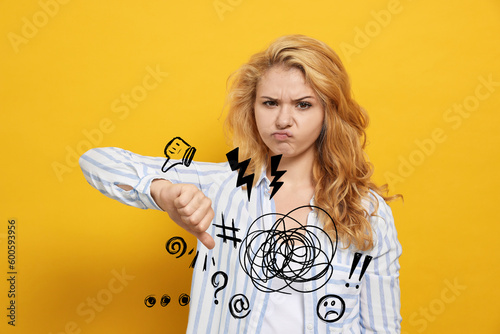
<box><xmin>357</xmin><ymin>255</ymin><xmax>373</xmax><ymax>288</ymax></box>
<box><xmin>346</xmin><ymin>253</ymin><xmax>373</xmax><ymax>289</ymax></box>
<box><xmin>348</xmin><ymin>253</ymin><xmax>362</xmax><ymax>280</ymax></box>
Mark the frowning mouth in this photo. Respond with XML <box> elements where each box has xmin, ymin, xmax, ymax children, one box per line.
<box><xmin>272</xmin><ymin>131</ymin><xmax>292</xmax><ymax>140</ymax></box>
<box><xmin>325</xmin><ymin>310</ymin><xmax>339</xmax><ymax>317</ymax></box>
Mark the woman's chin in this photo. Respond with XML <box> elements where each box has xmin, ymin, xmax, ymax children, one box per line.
<box><xmin>268</xmin><ymin>148</ymin><xmax>294</xmax><ymax>157</ymax></box>
<box><xmin>266</xmin><ymin>143</ymin><xmax>295</xmax><ymax>157</ymax></box>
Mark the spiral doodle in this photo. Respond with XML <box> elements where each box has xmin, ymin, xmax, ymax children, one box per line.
<box><xmin>239</xmin><ymin>205</ymin><xmax>337</xmax><ymax>294</ymax></box>
<box><xmin>165</xmin><ymin>236</ymin><xmax>187</xmax><ymax>258</ymax></box>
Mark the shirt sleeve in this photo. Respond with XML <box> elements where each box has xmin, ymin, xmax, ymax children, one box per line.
<box><xmin>359</xmin><ymin>196</ymin><xmax>402</xmax><ymax>333</ymax></box>
<box><xmin>78</xmin><ymin>147</ymin><xmax>205</xmax><ymax>211</ymax></box>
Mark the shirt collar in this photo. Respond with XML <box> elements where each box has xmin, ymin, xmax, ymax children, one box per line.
<box><xmin>254</xmin><ymin>168</ymin><xmax>315</xmax><ymax>204</ymax></box>
<box><xmin>255</xmin><ymin>167</ymin><xmax>270</xmax><ymax>191</ymax></box>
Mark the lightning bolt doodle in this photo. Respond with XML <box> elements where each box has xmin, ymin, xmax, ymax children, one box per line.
<box><xmin>226</xmin><ymin>148</ymin><xmax>255</xmax><ymax>201</ymax></box>
<box><xmin>269</xmin><ymin>154</ymin><xmax>286</xmax><ymax>199</ymax></box>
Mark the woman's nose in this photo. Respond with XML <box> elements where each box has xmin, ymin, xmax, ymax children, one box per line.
<box><xmin>275</xmin><ymin>105</ymin><xmax>293</xmax><ymax>129</ymax></box>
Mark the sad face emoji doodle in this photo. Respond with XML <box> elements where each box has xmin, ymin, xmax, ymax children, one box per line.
<box><xmin>317</xmin><ymin>294</ymin><xmax>345</xmax><ymax>323</ymax></box>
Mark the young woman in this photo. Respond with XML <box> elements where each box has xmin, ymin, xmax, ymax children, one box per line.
<box><xmin>80</xmin><ymin>34</ymin><xmax>402</xmax><ymax>333</ymax></box>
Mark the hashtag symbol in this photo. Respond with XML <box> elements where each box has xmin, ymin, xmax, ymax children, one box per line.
<box><xmin>214</xmin><ymin>214</ymin><xmax>241</xmax><ymax>249</ymax></box>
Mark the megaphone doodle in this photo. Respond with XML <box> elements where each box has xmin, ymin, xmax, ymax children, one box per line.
<box><xmin>161</xmin><ymin>137</ymin><xmax>196</xmax><ymax>173</ymax></box>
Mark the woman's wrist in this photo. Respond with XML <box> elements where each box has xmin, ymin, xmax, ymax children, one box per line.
<box><xmin>150</xmin><ymin>179</ymin><xmax>172</xmax><ymax>210</ymax></box>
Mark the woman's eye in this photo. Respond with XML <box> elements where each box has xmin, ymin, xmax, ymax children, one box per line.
<box><xmin>297</xmin><ymin>101</ymin><xmax>312</xmax><ymax>110</ymax></box>
<box><xmin>263</xmin><ymin>100</ymin><xmax>278</xmax><ymax>107</ymax></box>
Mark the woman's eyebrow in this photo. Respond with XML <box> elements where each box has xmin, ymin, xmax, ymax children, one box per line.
<box><xmin>293</xmin><ymin>96</ymin><xmax>315</xmax><ymax>101</ymax></box>
<box><xmin>259</xmin><ymin>95</ymin><xmax>315</xmax><ymax>101</ymax></box>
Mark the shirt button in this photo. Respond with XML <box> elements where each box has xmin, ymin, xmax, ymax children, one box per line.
<box><xmin>305</xmin><ymin>283</ymin><xmax>312</xmax><ymax>291</ymax></box>
<box><xmin>307</xmin><ymin>323</ymin><xmax>313</xmax><ymax>330</ymax></box>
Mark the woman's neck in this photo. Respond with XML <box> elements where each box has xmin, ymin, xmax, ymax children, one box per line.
<box><xmin>265</xmin><ymin>149</ymin><xmax>316</xmax><ymax>189</ymax></box>
<box><xmin>265</xmin><ymin>149</ymin><xmax>317</xmax><ymax>223</ymax></box>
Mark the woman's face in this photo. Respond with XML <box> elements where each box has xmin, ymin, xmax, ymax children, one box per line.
<box><xmin>254</xmin><ymin>66</ymin><xmax>325</xmax><ymax>159</ymax></box>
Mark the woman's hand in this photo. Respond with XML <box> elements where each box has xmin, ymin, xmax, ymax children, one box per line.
<box><xmin>151</xmin><ymin>179</ymin><xmax>215</xmax><ymax>249</ymax></box>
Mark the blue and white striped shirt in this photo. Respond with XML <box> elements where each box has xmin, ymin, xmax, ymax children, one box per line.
<box><xmin>79</xmin><ymin>147</ymin><xmax>402</xmax><ymax>333</ymax></box>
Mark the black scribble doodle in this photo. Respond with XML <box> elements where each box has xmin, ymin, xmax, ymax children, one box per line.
<box><xmin>211</xmin><ymin>271</ymin><xmax>228</xmax><ymax>305</ymax></box>
<box><xmin>160</xmin><ymin>294</ymin><xmax>171</xmax><ymax>307</ymax></box>
<box><xmin>178</xmin><ymin>293</ymin><xmax>190</xmax><ymax>306</ymax></box>
<box><xmin>317</xmin><ymin>294</ymin><xmax>345</xmax><ymax>323</ymax></box>
<box><xmin>345</xmin><ymin>252</ymin><xmax>373</xmax><ymax>289</ymax></box>
<box><xmin>165</xmin><ymin>236</ymin><xmax>188</xmax><ymax>258</ymax></box>
<box><xmin>269</xmin><ymin>154</ymin><xmax>286</xmax><ymax>199</ymax></box>
<box><xmin>214</xmin><ymin>213</ymin><xmax>242</xmax><ymax>248</ymax></box>
<box><xmin>229</xmin><ymin>294</ymin><xmax>251</xmax><ymax>319</ymax></box>
<box><xmin>161</xmin><ymin>137</ymin><xmax>196</xmax><ymax>173</ymax></box>
<box><xmin>226</xmin><ymin>147</ymin><xmax>254</xmax><ymax>201</ymax></box>
<box><xmin>239</xmin><ymin>205</ymin><xmax>337</xmax><ymax>294</ymax></box>
<box><xmin>144</xmin><ymin>295</ymin><xmax>156</xmax><ymax>308</ymax></box>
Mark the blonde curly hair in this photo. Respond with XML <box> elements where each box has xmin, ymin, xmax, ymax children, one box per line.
<box><xmin>224</xmin><ymin>34</ymin><xmax>400</xmax><ymax>250</ymax></box>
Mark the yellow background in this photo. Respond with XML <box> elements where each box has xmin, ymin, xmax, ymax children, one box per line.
<box><xmin>1</xmin><ymin>0</ymin><xmax>499</xmax><ymax>333</ymax></box>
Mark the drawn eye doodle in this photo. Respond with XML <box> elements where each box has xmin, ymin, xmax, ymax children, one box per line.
<box><xmin>160</xmin><ymin>294</ymin><xmax>171</xmax><ymax>307</ymax></box>
<box><xmin>144</xmin><ymin>295</ymin><xmax>156</xmax><ymax>308</ymax></box>
<box><xmin>178</xmin><ymin>293</ymin><xmax>190</xmax><ymax>306</ymax></box>
<box><xmin>144</xmin><ymin>293</ymin><xmax>189</xmax><ymax>308</ymax></box>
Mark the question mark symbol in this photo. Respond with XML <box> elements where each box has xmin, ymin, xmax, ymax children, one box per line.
<box><xmin>211</xmin><ymin>271</ymin><xmax>228</xmax><ymax>305</ymax></box>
